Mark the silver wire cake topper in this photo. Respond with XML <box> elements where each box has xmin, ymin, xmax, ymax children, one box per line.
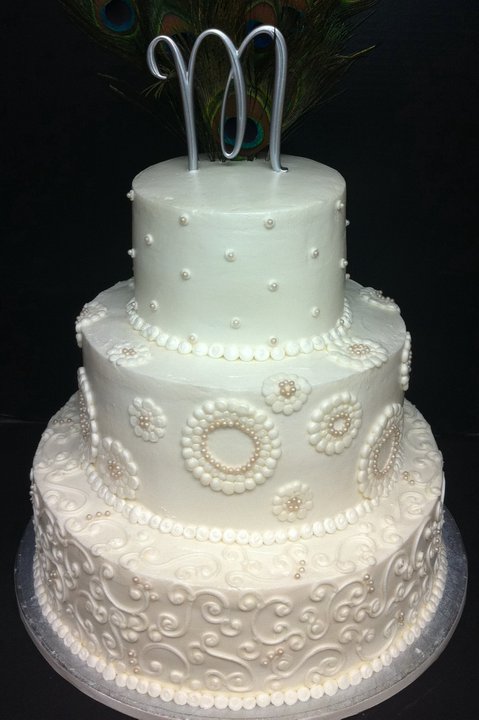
<box><xmin>147</xmin><ymin>26</ymin><xmax>287</xmax><ymax>173</ymax></box>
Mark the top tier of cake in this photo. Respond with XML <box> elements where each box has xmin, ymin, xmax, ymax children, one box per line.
<box><xmin>129</xmin><ymin>156</ymin><xmax>347</xmax><ymax>356</ymax></box>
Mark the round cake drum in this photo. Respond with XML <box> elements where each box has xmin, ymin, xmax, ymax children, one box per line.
<box><xmin>16</xmin><ymin>510</ymin><xmax>466</xmax><ymax>720</ymax></box>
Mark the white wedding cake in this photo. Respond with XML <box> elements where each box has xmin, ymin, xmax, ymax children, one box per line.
<box><xmin>31</xmin><ymin>153</ymin><xmax>446</xmax><ymax>712</ymax></box>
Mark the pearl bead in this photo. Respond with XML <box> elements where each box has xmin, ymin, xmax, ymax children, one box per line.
<box><xmin>311</xmin><ymin>248</ymin><xmax>319</xmax><ymax>258</ymax></box>
<box><xmin>336</xmin><ymin>200</ymin><xmax>345</xmax><ymax>211</ymax></box>
<box><xmin>225</xmin><ymin>249</ymin><xmax>236</xmax><ymax>262</ymax></box>
<box><xmin>340</xmin><ymin>258</ymin><xmax>348</xmax><ymax>268</ymax></box>
<box><xmin>269</xmin><ymin>336</ymin><xmax>279</xmax><ymax>346</ymax></box>
<box><xmin>268</xmin><ymin>281</ymin><xmax>279</xmax><ymax>292</ymax></box>
<box><xmin>188</xmin><ymin>334</ymin><xmax>198</xmax><ymax>344</ymax></box>
<box><xmin>311</xmin><ymin>306</ymin><xmax>320</xmax><ymax>318</ymax></box>
<box><xmin>231</xmin><ymin>317</ymin><xmax>241</xmax><ymax>329</ymax></box>
<box><xmin>127</xmin><ymin>248</ymin><xmax>136</xmax><ymax>258</ymax></box>
<box><xmin>264</xmin><ymin>218</ymin><xmax>275</xmax><ymax>229</ymax></box>
<box><xmin>179</xmin><ymin>215</ymin><xmax>189</xmax><ymax>226</ymax></box>
<box><xmin>345</xmin><ymin>219</ymin><xmax>350</xmax><ymax>227</ymax></box>
<box><xmin>126</xmin><ymin>190</ymin><xmax>134</xmax><ymax>201</ymax></box>
<box><xmin>180</xmin><ymin>269</ymin><xmax>191</xmax><ymax>280</ymax></box>
<box><xmin>149</xmin><ymin>300</ymin><xmax>158</xmax><ymax>311</ymax></box>
<box><xmin>144</xmin><ymin>234</ymin><xmax>153</xmax><ymax>246</ymax></box>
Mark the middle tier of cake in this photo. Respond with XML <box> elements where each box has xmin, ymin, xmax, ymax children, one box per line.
<box><xmin>75</xmin><ymin>279</ymin><xmax>413</xmax><ymax>542</ymax></box>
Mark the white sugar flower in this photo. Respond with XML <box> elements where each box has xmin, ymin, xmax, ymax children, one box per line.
<box><xmin>77</xmin><ymin>367</ymin><xmax>99</xmax><ymax>462</ymax></box>
<box><xmin>357</xmin><ymin>403</ymin><xmax>403</xmax><ymax>499</ymax></box>
<box><xmin>262</xmin><ymin>373</ymin><xmax>311</xmax><ymax>415</ymax></box>
<box><xmin>128</xmin><ymin>397</ymin><xmax>167</xmax><ymax>442</ymax></box>
<box><xmin>400</xmin><ymin>332</ymin><xmax>412</xmax><ymax>391</ymax></box>
<box><xmin>272</xmin><ymin>481</ymin><xmax>313</xmax><ymax>522</ymax></box>
<box><xmin>75</xmin><ymin>301</ymin><xmax>107</xmax><ymax>347</ymax></box>
<box><xmin>359</xmin><ymin>287</ymin><xmax>400</xmax><ymax>312</ymax></box>
<box><xmin>326</xmin><ymin>335</ymin><xmax>388</xmax><ymax>370</ymax></box>
<box><xmin>107</xmin><ymin>342</ymin><xmax>151</xmax><ymax>367</ymax></box>
<box><xmin>96</xmin><ymin>437</ymin><xmax>140</xmax><ymax>500</ymax></box>
<box><xmin>308</xmin><ymin>392</ymin><xmax>362</xmax><ymax>455</ymax></box>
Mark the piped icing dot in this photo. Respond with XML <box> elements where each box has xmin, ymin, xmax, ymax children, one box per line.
<box><xmin>144</xmin><ymin>234</ymin><xmax>153</xmax><ymax>246</ymax></box>
<box><xmin>336</xmin><ymin>200</ymin><xmax>345</xmax><ymax>211</ymax></box>
<box><xmin>311</xmin><ymin>306</ymin><xmax>320</xmax><ymax>318</ymax></box>
<box><xmin>340</xmin><ymin>258</ymin><xmax>348</xmax><ymax>268</ymax></box>
<box><xmin>126</xmin><ymin>190</ymin><xmax>134</xmax><ymax>201</ymax></box>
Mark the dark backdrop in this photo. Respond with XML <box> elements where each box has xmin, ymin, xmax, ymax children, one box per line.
<box><xmin>2</xmin><ymin>2</ymin><xmax>478</xmax><ymax>719</ymax></box>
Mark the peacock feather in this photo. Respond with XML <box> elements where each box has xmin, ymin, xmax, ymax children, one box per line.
<box><xmin>60</xmin><ymin>0</ymin><xmax>376</xmax><ymax>158</ymax></box>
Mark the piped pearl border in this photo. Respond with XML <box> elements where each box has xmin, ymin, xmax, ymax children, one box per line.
<box><xmin>125</xmin><ymin>297</ymin><xmax>352</xmax><ymax>362</ymax></box>
<box><xmin>33</xmin><ymin>549</ymin><xmax>447</xmax><ymax>711</ymax></box>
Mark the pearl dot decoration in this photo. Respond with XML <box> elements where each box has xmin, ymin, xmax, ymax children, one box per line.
<box><xmin>308</xmin><ymin>392</ymin><xmax>362</xmax><ymax>455</ymax></box>
<box><xmin>149</xmin><ymin>300</ymin><xmax>159</xmax><ymax>311</ymax></box>
<box><xmin>128</xmin><ymin>397</ymin><xmax>167</xmax><ymax>443</ymax></box>
<box><xmin>224</xmin><ymin>249</ymin><xmax>236</xmax><ymax>262</ymax></box>
<box><xmin>264</xmin><ymin>218</ymin><xmax>275</xmax><ymax>229</ymax></box>
<box><xmin>336</xmin><ymin>200</ymin><xmax>345</xmax><ymax>211</ymax></box>
<box><xmin>75</xmin><ymin>300</ymin><xmax>107</xmax><ymax>348</ymax></box>
<box><xmin>180</xmin><ymin>269</ymin><xmax>191</xmax><ymax>280</ymax></box>
<box><xmin>144</xmin><ymin>234</ymin><xmax>153</xmax><ymax>246</ymax></box>
<box><xmin>272</xmin><ymin>481</ymin><xmax>313</xmax><ymax>522</ymax></box>
<box><xmin>311</xmin><ymin>306</ymin><xmax>320</xmax><ymax>318</ymax></box>
<box><xmin>107</xmin><ymin>342</ymin><xmax>151</xmax><ymax>367</ymax></box>
<box><xmin>231</xmin><ymin>317</ymin><xmax>241</xmax><ymax>329</ymax></box>
<box><xmin>77</xmin><ymin>367</ymin><xmax>99</xmax><ymax>462</ymax></box>
<box><xmin>262</xmin><ymin>373</ymin><xmax>311</xmax><ymax>415</ymax></box>
<box><xmin>268</xmin><ymin>281</ymin><xmax>279</xmax><ymax>292</ymax></box>
<box><xmin>357</xmin><ymin>403</ymin><xmax>403</xmax><ymax>500</ymax></box>
<box><xmin>181</xmin><ymin>399</ymin><xmax>281</xmax><ymax>495</ymax></box>
<box><xmin>96</xmin><ymin>437</ymin><xmax>140</xmax><ymax>500</ymax></box>
<box><xmin>178</xmin><ymin>215</ymin><xmax>189</xmax><ymax>226</ymax></box>
<box><xmin>127</xmin><ymin>248</ymin><xmax>136</xmax><ymax>258</ymax></box>
<box><xmin>311</xmin><ymin>248</ymin><xmax>320</xmax><ymax>259</ymax></box>
<box><xmin>126</xmin><ymin>190</ymin><xmax>134</xmax><ymax>201</ymax></box>
<box><xmin>340</xmin><ymin>258</ymin><xmax>348</xmax><ymax>269</ymax></box>
<box><xmin>326</xmin><ymin>335</ymin><xmax>388</xmax><ymax>371</ymax></box>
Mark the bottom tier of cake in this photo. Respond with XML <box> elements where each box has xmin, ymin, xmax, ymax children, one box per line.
<box><xmin>31</xmin><ymin>397</ymin><xmax>446</xmax><ymax>712</ymax></box>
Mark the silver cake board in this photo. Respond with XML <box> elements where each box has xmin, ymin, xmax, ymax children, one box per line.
<box><xmin>15</xmin><ymin>508</ymin><xmax>467</xmax><ymax>720</ymax></box>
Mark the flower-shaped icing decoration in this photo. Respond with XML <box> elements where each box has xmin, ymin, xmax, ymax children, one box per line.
<box><xmin>272</xmin><ymin>481</ymin><xmax>313</xmax><ymax>522</ymax></box>
<box><xmin>359</xmin><ymin>287</ymin><xmax>400</xmax><ymax>312</ymax></box>
<box><xmin>77</xmin><ymin>367</ymin><xmax>99</xmax><ymax>462</ymax></box>
<box><xmin>182</xmin><ymin>399</ymin><xmax>281</xmax><ymax>495</ymax></box>
<box><xmin>128</xmin><ymin>397</ymin><xmax>167</xmax><ymax>442</ymax></box>
<box><xmin>75</xmin><ymin>301</ymin><xmax>107</xmax><ymax>347</ymax></box>
<box><xmin>357</xmin><ymin>403</ymin><xmax>403</xmax><ymax>500</ymax></box>
<box><xmin>326</xmin><ymin>334</ymin><xmax>388</xmax><ymax>370</ymax></box>
<box><xmin>262</xmin><ymin>373</ymin><xmax>311</xmax><ymax>415</ymax></box>
<box><xmin>107</xmin><ymin>342</ymin><xmax>151</xmax><ymax>367</ymax></box>
<box><xmin>308</xmin><ymin>392</ymin><xmax>362</xmax><ymax>455</ymax></box>
<box><xmin>96</xmin><ymin>437</ymin><xmax>140</xmax><ymax>500</ymax></box>
<box><xmin>400</xmin><ymin>332</ymin><xmax>412</xmax><ymax>391</ymax></box>
<box><xmin>49</xmin><ymin>396</ymin><xmax>79</xmax><ymax>430</ymax></box>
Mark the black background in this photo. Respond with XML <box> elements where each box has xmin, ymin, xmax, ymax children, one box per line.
<box><xmin>2</xmin><ymin>1</ymin><xmax>478</xmax><ymax>718</ymax></box>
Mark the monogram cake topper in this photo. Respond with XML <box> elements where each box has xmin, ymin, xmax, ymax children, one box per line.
<box><xmin>147</xmin><ymin>26</ymin><xmax>287</xmax><ymax>173</ymax></box>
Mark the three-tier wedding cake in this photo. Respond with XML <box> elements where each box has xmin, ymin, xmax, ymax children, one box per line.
<box><xmin>31</xmin><ymin>149</ymin><xmax>446</xmax><ymax>711</ymax></box>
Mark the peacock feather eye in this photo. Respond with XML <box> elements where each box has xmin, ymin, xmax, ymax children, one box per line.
<box><xmin>96</xmin><ymin>0</ymin><xmax>137</xmax><ymax>34</ymax></box>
